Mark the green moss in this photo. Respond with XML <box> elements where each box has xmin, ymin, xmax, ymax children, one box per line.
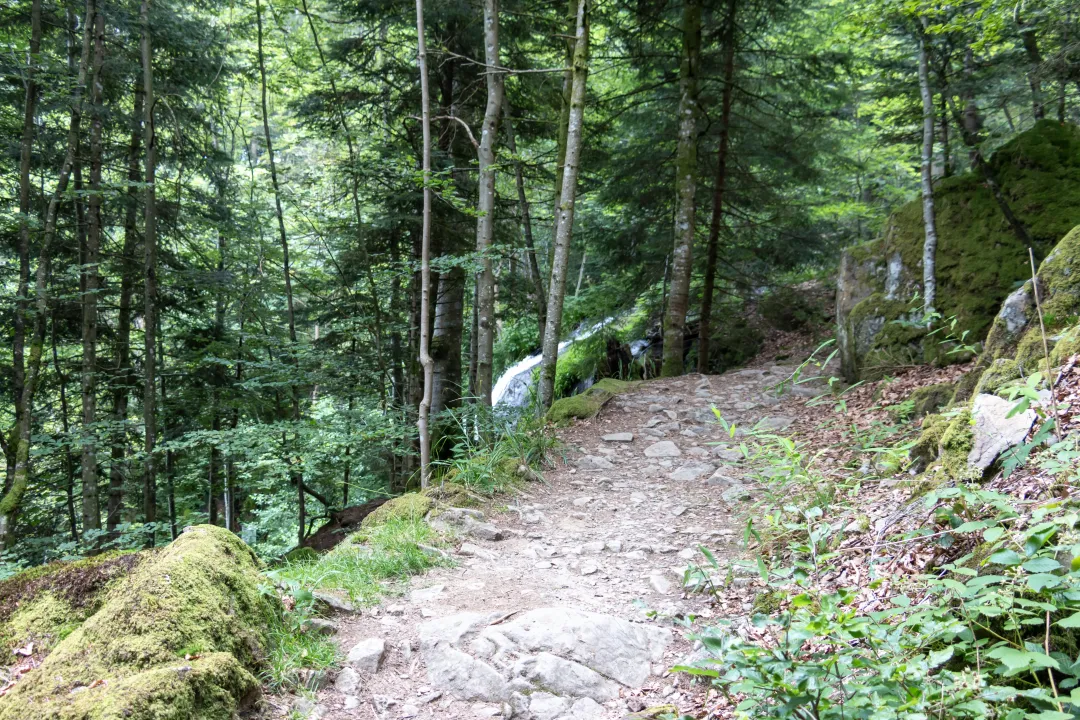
<box><xmin>910</xmin><ymin>413</ymin><xmax>948</xmax><ymax>468</ymax></box>
<box><xmin>0</xmin><ymin>551</ymin><xmax>143</xmax><ymax>655</ymax></box>
<box><xmin>546</xmin><ymin>379</ymin><xmax>640</xmax><ymax>425</ymax></box>
<box><xmin>0</xmin><ymin>526</ymin><xmax>272</xmax><ymax>720</ymax></box>
<box><xmin>951</xmin><ymin>369</ymin><xmax>982</xmax><ymax>404</ymax></box>
<box><xmin>974</xmin><ymin>358</ymin><xmax>1021</xmax><ymax>395</ymax></box>
<box><xmin>841</xmin><ymin>124</ymin><xmax>1080</xmax><ymax>381</ymax></box>
<box><xmin>936</xmin><ymin>411</ymin><xmax>980</xmax><ymax>482</ymax></box>
<box><xmin>751</xmin><ymin>589</ymin><xmax>785</xmax><ymax>615</ymax></box>
<box><xmin>1050</xmin><ymin>324</ymin><xmax>1080</xmax><ymax>365</ymax></box>
<box><xmin>360</xmin><ymin>493</ymin><xmax>433</xmax><ymax>528</ymax></box>
<box><xmin>906</xmin><ymin>382</ymin><xmax>955</xmax><ymax>419</ymax></box>
<box><xmin>845</xmin><ymin>293</ymin><xmax>924</xmax><ymax>377</ymax></box>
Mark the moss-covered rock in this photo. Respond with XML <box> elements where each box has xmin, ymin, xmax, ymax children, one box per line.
<box><xmin>0</xmin><ymin>551</ymin><xmax>143</xmax><ymax>655</ymax></box>
<box><xmin>907</xmin><ymin>379</ymin><xmax>959</xmax><ymax>418</ymax></box>
<box><xmin>837</xmin><ymin>122</ymin><xmax>1080</xmax><ymax>381</ymax></box>
<box><xmin>360</xmin><ymin>493</ymin><xmax>433</xmax><ymax>528</ymax></box>
<box><xmin>546</xmin><ymin>379</ymin><xmax>641</xmax><ymax>425</ymax></box>
<box><xmin>282</xmin><ymin>546</ymin><xmax>319</xmax><ymax>564</ymax></box>
<box><xmin>0</xmin><ymin>525</ymin><xmax>272</xmax><ymax>720</ymax></box>
<box><xmin>910</xmin><ymin>413</ymin><xmax>948</xmax><ymax>470</ymax></box>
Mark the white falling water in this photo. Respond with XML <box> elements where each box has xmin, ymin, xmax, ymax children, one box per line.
<box><xmin>492</xmin><ymin>318</ymin><xmax>615</xmax><ymax>408</ymax></box>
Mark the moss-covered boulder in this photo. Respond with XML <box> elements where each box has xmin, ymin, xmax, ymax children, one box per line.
<box><xmin>360</xmin><ymin>493</ymin><xmax>433</xmax><ymax>528</ymax></box>
<box><xmin>0</xmin><ymin>525</ymin><xmax>273</xmax><ymax>720</ymax></box>
<box><xmin>546</xmin><ymin>378</ymin><xmax>640</xmax><ymax>425</ymax></box>
<box><xmin>837</xmin><ymin>121</ymin><xmax>1080</xmax><ymax>381</ymax></box>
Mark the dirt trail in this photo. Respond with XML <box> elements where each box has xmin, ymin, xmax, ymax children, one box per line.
<box><xmin>295</xmin><ymin>363</ymin><xmax>816</xmax><ymax>720</ymax></box>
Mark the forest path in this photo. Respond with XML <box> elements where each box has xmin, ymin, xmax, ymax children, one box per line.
<box><xmin>296</xmin><ymin>363</ymin><xmax>814</xmax><ymax>720</ymax></box>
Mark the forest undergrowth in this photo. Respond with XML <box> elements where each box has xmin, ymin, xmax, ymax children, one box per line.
<box><xmin>679</xmin><ymin>342</ymin><xmax>1080</xmax><ymax>719</ymax></box>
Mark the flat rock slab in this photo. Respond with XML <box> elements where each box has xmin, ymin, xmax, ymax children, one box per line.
<box><xmin>668</xmin><ymin>463</ymin><xmax>715</xmax><ymax>482</ymax></box>
<box><xmin>418</xmin><ymin>607</ymin><xmax>671</xmax><ymax>707</ymax></box>
<box><xmin>968</xmin><ymin>393</ymin><xmax>1039</xmax><ymax>471</ymax></box>
<box><xmin>347</xmin><ymin>637</ymin><xmax>386</xmax><ymax>674</ymax></box>
<box><xmin>577</xmin><ymin>454</ymin><xmax>616</xmax><ymax>471</ymax></box>
<box><xmin>644</xmin><ymin>441</ymin><xmax>681</xmax><ymax>458</ymax></box>
<box><xmin>602</xmin><ymin>432</ymin><xmax>634</xmax><ymax>443</ymax></box>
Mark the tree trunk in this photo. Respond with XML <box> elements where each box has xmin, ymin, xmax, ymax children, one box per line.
<box><xmin>416</xmin><ymin>0</ymin><xmax>435</xmax><ymax>486</ymax></box>
<box><xmin>0</xmin><ymin>0</ymin><xmax>96</xmax><ymax>552</ymax></box>
<box><xmin>1016</xmin><ymin>9</ymin><xmax>1045</xmax><ymax>120</ymax></box>
<box><xmin>140</xmin><ymin>0</ymin><xmax>159</xmax><ymax>538</ymax></box>
<box><xmin>538</xmin><ymin>0</ymin><xmax>589</xmax><ymax>410</ymax></box>
<box><xmin>697</xmin><ymin>0</ymin><xmax>736</xmax><ymax>375</ymax></box>
<box><xmin>80</xmin><ymin>6</ymin><xmax>106</xmax><ymax>537</ymax></box>
<box><xmin>108</xmin><ymin>87</ymin><xmax>143</xmax><ymax>533</ymax></box>
<box><xmin>502</xmin><ymin>93</ymin><xmax>546</xmax><ymax>345</ymax></box>
<box><xmin>11</xmin><ymin>0</ymin><xmax>43</xmax><ymax>480</ymax></box>
<box><xmin>256</xmin><ymin>0</ymin><xmax>305</xmax><ymax>543</ymax></box>
<box><xmin>661</xmin><ymin>0</ymin><xmax>702</xmax><ymax>377</ymax></box>
<box><xmin>473</xmin><ymin>0</ymin><xmax>505</xmax><ymax>406</ymax></box>
<box><xmin>52</xmin><ymin>311</ymin><xmax>79</xmax><ymax>542</ymax></box>
<box><xmin>432</xmin><ymin>267</ymin><xmax>466</xmax><ymax>414</ymax></box>
<box><xmin>547</xmin><ymin>0</ymin><xmax>577</xmax><ymax>278</ymax></box>
<box><xmin>917</xmin><ymin>19</ymin><xmax>939</xmax><ymax>317</ymax></box>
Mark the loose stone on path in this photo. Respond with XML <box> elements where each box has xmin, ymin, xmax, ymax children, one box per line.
<box><xmin>644</xmin><ymin>441</ymin><xmax>681</xmax><ymax>457</ymax></box>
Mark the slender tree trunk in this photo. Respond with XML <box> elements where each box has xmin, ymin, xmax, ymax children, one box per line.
<box><xmin>107</xmin><ymin>89</ymin><xmax>143</xmax><ymax>533</ymax></box>
<box><xmin>917</xmin><ymin>19</ymin><xmax>939</xmax><ymax>317</ymax></box>
<box><xmin>140</xmin><ymin>0</ymin><xmax>159</xmax><ymax>538</ymax></box>
<box><xmin>159</xmin><ymin>333</ymin><xmax>177</xmax><ymax>541</ymax></box>
<box><xmin>547</xmin><ymin>0</ymin><xmax>577</xmax><ymax>278</ymax></box>
<box><xmin>698</xmin><ymin>0</ymin><xmax>736</xmax><ymax>375</ymax></box>
<box><xmin>11</xmin><ymin>0</ymin><xmax>44</xmax><ymax>478</ymax></box>
<box><xmin>416</xmin><ymin>0</ymin><xmax>435</xmax><ymax>485</ymax></box>
<box><xmin>473</xmin><ymin>0</ymin><xmax>505</xmax><ymax>406</ymax></box>
<box><xmin>52</xmin><ymin>311</ymin><xmax>79</xmax><ymax>542</ymax></box>
<box><xmin>502</xmin><ymin>94</ymin><xmax>546</xmax><ymax>344</ymax></box>
<box><xmin>938</xmin><ymin>92</ymin><xmax>951</xmax><ymax>178</ymax></box>
<box><xmin>538</xmin><ymin>0</ymin><xmax>589</xmax><ymax>410</ymax></box>
<box><xmin>0</xmin><ymin>0</ymin><xmax>96</xmax><ymax>552</ymax></box>
<box><xmin>80</xmin><ymin>6</ymin><xmax>106</xmax><ymax>537</ymax></box>
<box><xmin>468</xmin><ymin>282</ymin><xmax>479</xmax><ymax>399</ymax></box>
<box><xmin>574</xmin><ymin>249</ymin><xmax>587</xmax><ymax>295</ymax></box>
<box><xmin>661</xmin><ymin>0</ymin><xmax>702</xmax><ymax>377</ymax></box>
<box><xmin>1016</xmin><ymin>10</ymin><xmax>1045</xmax><ymax>120</ymax></box>
<box><xmin>256</xmin><ymin>0</ymin><xmax>306</xmax><ymax>541</ymax></box>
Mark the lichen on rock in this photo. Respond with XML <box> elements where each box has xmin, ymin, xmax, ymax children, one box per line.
<box><xmin>0</xmin><ymin>525</ymin><xmax>273</xmax><ymax>720</ymax></box>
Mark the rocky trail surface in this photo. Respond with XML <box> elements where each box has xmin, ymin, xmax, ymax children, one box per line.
<box><xmin>286</xmin><ymin>364</ymin><xmax>819</xmax><ymax>720</ymax></box>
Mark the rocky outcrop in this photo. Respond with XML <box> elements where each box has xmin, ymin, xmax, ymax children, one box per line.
<box><xmin>837</xmin><ymin>121</ymin><xmax>1080</xmax><ymax>381</ymax></box>
<box><xmin>911</xmin><ymin>223</ymin><xmax>1080</xmax><ymax>482</ymax></box>
<box><xmin>0</xmin><ymin>525</ymin><xmax>273</xmax><ymax>720</ymax></box>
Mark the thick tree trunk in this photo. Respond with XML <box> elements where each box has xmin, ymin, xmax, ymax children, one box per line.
<box><xmin>256</xmin><ymin>0</ymin><xmax>305</xmax><ymax>542</ymax></box>
<box><xmin>140</xmin><ymin>0</ymin><xmax>159</xmax><ymax>537</ymax></box>
<box><xmin>917</xmin><ymin>20</ymin><xmax>939</xmax><ymax>317</ymax></box>
<box><xmin>11</xmin><ymin>0</ymin><xmax>43</xmax><ymax>478</ymax></box>
<box><xmin>0</xmin><ymin>0</ymin><xmax>96</xmax><ymax>552</ymax></box>
<box><xmin>80</xmin><ymin>6</ymin><xmax>107</xmax><ymax>536</ymax></box>
<box><xmin>473</xmin><ymin>0</ymin><xmax>505</xmax><ymax>406</ymax></box>
<box><xmin>697</xmin><ymin>0</ymin><xmax>736</xmax><ymax>375</ymax></box>
<box><xmin>416</xmin><ymin>0</ymin><xmax>435</xmax><ymax>486</ymax></box>
<box><xmin>661</xmin><ymin>0</ymin><xmax>702</xmax><ymax>377</ymax></box>
<box><xmin>547</xmin><ymin>0</ymin><xmax>577</xmax><ymax>277</ymax></box>
<box><xmin>538</xmin><ymin>0</ymin><xmax>589</xmax><ymax>410</ymax></box>
<box><xmin>432</xmin><ymin>268</ymin><xmax>466</xmax><ymax>414</ymax></box>
<box><xmin>502</xmin><ymin>94</ymin><xmax>547</xmax><ymax>345</ymax></box>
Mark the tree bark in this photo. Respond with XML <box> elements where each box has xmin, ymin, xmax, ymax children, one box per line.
<box><xmin>661</xmin><ymin>0</ymin><xmax>702</xmax><ymax>377</ymax></box>
<box><xmin>140</xmin><ymin>0</ymin><xmax>159</xmax><ymax>537</ymax></box>
<box><xmin>256</xmin><ymin>0</ymin><xmax>306</xmax><ymax>542</ymax></box>
<box><xmin>917</xmin><ymin>19</ymin><xmax>939</xmax><ymax>317</ymax></box>
<box><xmin>502</xmin><ymin>93</ymin><xmax>547</xmax><ymax>345</ymax></box>
<box><xmin>473</xmin><ymin>0</ymin><xmax>505</xmax><ymax>406</ymax></box>
<box><xmin>416</xmin><ymin>0</ymin><xmax>435</xmax><ymax>486</ymax></box>
<box><xmin>80</xmin><ymin>5</ymin><xmax>107</xmax><ymax>536</ymax></box>
<box><xmin>52</xmin><ymin>311</ymin><xmax>79</xmax><ymax>542</ymax></box>
<box><xmin>0</xmin><ymin>0</ymin><xmax>96</xmax><ymax>552</ymax></box>
<box><xmin>11</xmin><ymin>0</ymin><xmax>43</xmax><ymax>480</ymax></box>
<box><xmin>547</xmin><ymin>0</ymin><xmax>577</xmax><ymax>278</ymax></box>
<box><xmin>538</xmin><ymin>0</ymin><xmax>589</xmax><ymax>410</ymax></box>
<box><xmin>432</xmin><ymin>267</ymin><xmax>466</xmax><ymax>414</ymax></box>
<box><xmin>697</xmin><ymin>0</ymin><xmax>736</xmax><ymax>375</ymax></box>
<box><xmin>107</xmin><ymin>88</ymin><xmax>144</xmax><ymax>533</ymax></box>
<box><xmin>1015</xmin><ymin>8</ymin><xmax>1045</xmax><ymax>120</ymax></box>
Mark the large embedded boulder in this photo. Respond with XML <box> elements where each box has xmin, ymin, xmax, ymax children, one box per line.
<box><xmin>837</xmin><ymin>121</ymin><xmax>1080</xmax><ymax>381</ymax></box>
<box><xmin>0</xmin><ymin>525</ymin><xmax>274</xmax><ymax>720</ymax></box>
